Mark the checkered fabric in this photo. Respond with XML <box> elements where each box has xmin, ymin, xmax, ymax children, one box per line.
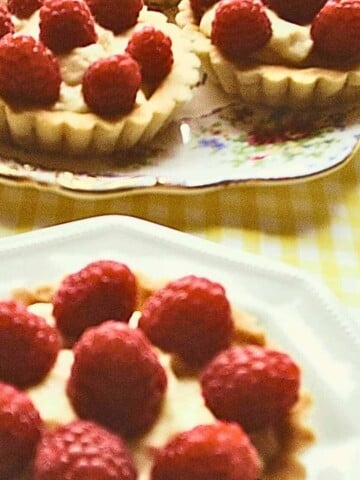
<box><xmin>0</xmin><ymin>152</ymin><xmax>359</xmax><ymax>323</ymax></box>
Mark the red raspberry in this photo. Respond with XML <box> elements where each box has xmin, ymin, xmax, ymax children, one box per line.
<box><xmin>7</xmin><ymin>0</ymin><xmax>42</xmax><ymax>19</ymax></box>
<box><xmin>0</xmin><ymin>4</ymin><xmax>14</xmax><ymax>39</ymax></box>
<box><xmin>39</xmin><ymin>0</ymin><xmax>97</xmax><ymax>54</ymax></box>
<box><xmin>138</xmin><ymin>275</ymin><xmax>234</xmax><ymax>367</ymax></box>
<box><xmin>33</xmin><ymin>420</ymin><xmax>137</xmax><ymax>480</ymax></box>
<box><xmin>201</xmin><ymin>345</ymin><xmax>301</xmax><ymax>432</ymax></box>
<box><xmin>266</xmin><ymin>0</ymin><xmax>327</xmax><ymax>25</ymax></box>
<box><xmin>86</xmin><ymin>0</ymin><xmax>143</xmax><ymax>33</ymax></box>
<box><xmin>151</xmin><ymin>421</ymin><xmax>261</xmax><ymax>480</ymax></box>
<box><xmin>311</xmin><ymin>0</ymin><xmax>360</xmax><ymax>59</ymax></box>
<box><xmin>52</xmin><ymin>260</ymin><xmax>137</xmax><ymax>340</ymax></box>
<box><xmin>190</xmin><ymin>0</ymin><xmax>218</xmax><ymax>23</ymax></box>
<box><xmin>67</xmin><ymin>321</ymin><xmax>167</xmax><ymax>437</ymax></box>
<box><xmin>0</xmin><ymin>300</ymin><xmax>60</xmax><ymax>388</ymax></box>
<box><xmin>0</xmin><ymin>382</ymin><xmax>42</xmax><ymax>479</ymax></box>
<box><xmin>0</xmin><ymin>34</ymin><xmax>61</xmax><ymax>106</ymax></box>
<box><xmin>125</xmin><ymin>26</ymin><xmax>174</xmax><ymax>84</ymax></box>
<box><xmin>211</xmin><ymin>0</ymin><xmax>272</xmax><ymax>60</ymax></box>
<box><xmin>82</xmin><ymin>54</ymin><xmax>141</xmax><ymax>116</ymax></box>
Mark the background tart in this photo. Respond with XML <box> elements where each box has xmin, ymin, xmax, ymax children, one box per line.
<box><xmin>176</xmin><ymin>0</ymin><xmax>360</xmax><ymax>109</ymax></box>
<box><xmin>0</xmin><ymin>7</ymin><xmax>200</xmax><ymax>155</ymax></box>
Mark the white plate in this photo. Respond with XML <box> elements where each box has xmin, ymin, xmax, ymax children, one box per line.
<box><xmin>0</xmin><ymin>215</ymin><xmax>359</xmax><ymax>479</ymax></box>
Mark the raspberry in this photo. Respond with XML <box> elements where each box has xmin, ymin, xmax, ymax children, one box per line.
<box><xmin>0</xmin><ymin>5</ymin><xmax>14</xmax><ymax>39</ymax></box>
<box><xmin>0</xmin><ymin>34</ymin><xmax>61</xmax><ymax>106</ymax></box>
<box><xmin>82</xmin><ymin>54</ymin><xmax>141</xmax><ymax>116</ymax></box>
<box><xmin>52</xmin><ymin>260</ymin><xmax>137</xmax><ymax>340</ymax></box>
<box><xmin>190</xmin><ymin>0</ymin><xmax>218</xmax><ymax>23</ymax></box>
<box><xmin>151</xmin><ymin>422</ymin><xmax>261</xmax><ymax>480</ymax></box>
<box><xmin>39</xmin><ymin>0</ymin><xmax>97</xmax><ymax>54</ymax></box>
<box><xmin>138</xmin><ymin>275</ymin><xmax>234</xmax><ymax>367</ymax></box>
<box><xmin>266</xmin><ymin>0</ymin><xmax>327</xmax><ymax>25</ymax></box>
<box><xmin>33</xmin><ymin>420</ymin><xmax>137</xmax><ymax>480</ymax></box>
<box><xmin>86</xmin><ymin>0</ymin><xmax>143</xmax><ymax>33</ymax></box>
<box><xmin>0</xmin><ymin>382</ymin><xmax>42</xmax><ymax>479</ymax></box>
<box><xmin>311</xmin><ymin>0</ymin><xmax>360</xmax><ymax>59</ymax></box>
<box><xmin>67</xmin><ymin>321</ymin><xmax>167</xmax><ymax>437</ymax></box>
<box><xmin>0</xmin><ymin>300</ymin><xmax>60</xmax><ymax>388</ymax></box>
<box><xmin>211</xmin><ymin>0</ymin><xmax>272</xmax><ymax>60</ymax></box>
<box><xmin>125</xmin><ymin>26</ymin><xmax>174</xmax><ymax>84</ymax></box>
<box><xmin>7</xmin><ymin>0</ymin><xmax>42</xmax><ymax>19</ymax></box>
<box><xmin>201</xmin><ymin>345</ymin><xmax>301</xmax><ymax>432</ymax></box>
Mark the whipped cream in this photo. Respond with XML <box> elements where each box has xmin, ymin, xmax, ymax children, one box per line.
<box><xmin>10</xmin><ymin>7</ymin><xmax>174</xmax><ymax>113</ymax></box>
<box><xmin>200</xmin><ymin>6</ymin><xmax>313</xmax><ymax>65</ymax></box>
<box><xmin>26</xmin><ymin>303</ymin><xmax>215</xmax><ymax>480</ymax></box>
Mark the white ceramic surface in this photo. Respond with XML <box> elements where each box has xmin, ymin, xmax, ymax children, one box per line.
<box><xmin>0</xmin><ymin>215</ymin><xmax>359</xmax><ymax>479</ymax></box>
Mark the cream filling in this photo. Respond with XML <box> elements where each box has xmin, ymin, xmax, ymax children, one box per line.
<box><xmin>27</xmin><ymin>349</ymin><xmax>215</xmax><ymax>480</ymax></box>
<box><xmin>22</xmin><ymin>294</ymin><xmax>314</xmax><ymax>480</ymax></box>
<box><xmin>200</xmin><ymin>6</ymin><xmax>313</xmax><ymax>65</ymax></box>
<box><xmin>26</xmin><ymin>304</ymin><xmax>77</xmax><ymax>427</ymax></box>
<box><xmin>26</xmin><ymin>303</ymin><xmax>215</xmax><ymax>480</ymax></box>
<box><xmin>10</xmin><ymin>8</ymin><xmax>184</xmax><ymax>113</ymax></box>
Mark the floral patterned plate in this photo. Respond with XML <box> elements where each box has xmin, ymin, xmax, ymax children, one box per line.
<box><xmin>0</xmin><ymin>77</ymin><xmax>360</xmax><ymax>197</ymax></box>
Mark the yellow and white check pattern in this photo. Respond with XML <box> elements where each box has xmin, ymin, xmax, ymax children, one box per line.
<box><xmin>0</xmin><ymin>152</ymin><xmax>359</xmax><ymax>321</ymax></box>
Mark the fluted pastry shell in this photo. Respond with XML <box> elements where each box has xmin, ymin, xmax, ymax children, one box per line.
<box><xmin>0</xmin><ymin>8</ymin><xmax>200</xmax><ymax>155</ymax></box>
<box><xmin>176</xmin><ymin>0</ymin><xmax>360</xmax><ymax>109</ymax></box>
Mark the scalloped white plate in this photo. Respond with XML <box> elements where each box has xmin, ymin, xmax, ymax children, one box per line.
<box><xmin>0</xmin><ymin>79</ymin><xmax>360</xmax><ymax>198</ymax></box>
<box><xmin>0</xmin><ymin>215</ymin><xmax>359</xmax><ymax>479</ymax></box>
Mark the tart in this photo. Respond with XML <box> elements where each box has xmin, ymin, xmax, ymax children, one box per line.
<box><xmin>0</xmin><ymin>0</ymin><xmax>200</xmax><ymax>155</ymax></box>
<box><xmin>3</xmin><ymin>260</ymin><xmax>315</xmax><ymax>480</ymax></box>
<box><xmin>176</xmin><ymin>0</ymin><xmax>360</xmax><ymax>109</ymax></box>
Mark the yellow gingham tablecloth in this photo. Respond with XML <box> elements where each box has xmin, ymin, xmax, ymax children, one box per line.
<box><xmin>0</xmin><ymin>153</ymin><xmax>359</xmax><ymax>323</ymax></box>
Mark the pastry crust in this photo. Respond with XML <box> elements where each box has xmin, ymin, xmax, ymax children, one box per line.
<box><xmin>176</xmin><ymin>0</ymin><xmax>360</xmax><ymax>109</ymax></box>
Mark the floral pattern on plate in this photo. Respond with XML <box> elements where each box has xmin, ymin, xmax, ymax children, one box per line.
<box><xmin>0</xmin><ymin>79</ymin><xmax>359</xmax><ymax>195</ymax></box>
